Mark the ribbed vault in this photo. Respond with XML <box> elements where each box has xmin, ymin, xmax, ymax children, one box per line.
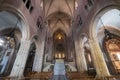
<box><xmin>43</xmin><ymin>0</ymin><xmax>75</xmax><ymax>34</ymax></box>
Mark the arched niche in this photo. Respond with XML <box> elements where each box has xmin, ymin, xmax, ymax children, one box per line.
<box><xmin>94</xmin><ymin>8</ymin><xmax>120</xmax><ymax>75</ymax></box>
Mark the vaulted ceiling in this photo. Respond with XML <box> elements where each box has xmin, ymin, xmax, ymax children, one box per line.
<box><xmin>43</xmin><ymin>0</ymin><xmax>75</xmax><ymax>35</ymax></box>
<box><xmin>44</xmin><ymin>0</ymin><xmax>75</xmax><ymax>17</ymax></box>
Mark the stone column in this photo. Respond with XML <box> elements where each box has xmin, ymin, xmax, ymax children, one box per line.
<box><xmin>88</xmin><ymin>39</ymin><xmax>110</xmax><ymax>77</ymax></box>
<box><xmin>75</xmin><ymin>40</ymin><xmax>87</xmax><ymax>72</ymax></box>
<box><xmin>10</xmin><ymin>40</ymin><xmax>31</xmax><ymax>77</ymax></box>
<box><xmin>32</xmin><ymin>40</ymin><xmax>45</xmax><ymax>72</ymax></box>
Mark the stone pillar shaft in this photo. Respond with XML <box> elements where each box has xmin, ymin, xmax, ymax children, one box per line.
<box><xmin>88</xmin><ymin>39</ymin><xmax>110</xmax><ymax>77</ymax></box>
<box><xmin>10</xmin><ymin>40</ymin><xmax>31</xmax><ymax>77</ymax></box>
<box><xmin>32</xmin><ymin>40</ymin><xmax>45</xmax><ymax>72</ymax></box>
<box><xmin>75</xmin><ymin>40</ymin><xmax>87</xmax><ymax>72</ymax></box>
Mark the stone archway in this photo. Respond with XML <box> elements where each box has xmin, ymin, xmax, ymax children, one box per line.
<box><xmin>0</xmin><ymin>11</ymin><xmax>24</xmax><ymax>76</ymax></box>
<box><xmin>89</xmin><ymin>6</ymin><xmax>120</xmax><ymax>76</ymax></box>
<box><xmin>0</xmin><ymin>6</ymin><xmax>31</xmax><ymax>77</ymax></box>
<box><xmin>96</xmin><ymin>9</ymin><xmax>120</xmax><ymax>75</ymax></box>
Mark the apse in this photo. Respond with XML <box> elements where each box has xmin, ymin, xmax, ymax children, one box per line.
<box><xmin>53</xmin><ymin>29</ymin><xmax>67</xmax><ymax>60</ymax></box>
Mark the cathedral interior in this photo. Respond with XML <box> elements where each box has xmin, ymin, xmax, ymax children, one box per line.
<box><xmin>0</xmin><ymin>0</ymin><xmax>120</xmax><ymax>80</ymax></box>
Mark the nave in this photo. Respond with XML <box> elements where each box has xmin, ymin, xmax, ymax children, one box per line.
<box><xmin>0</xmin><ymin>0</ymin><xmax>120</xmax><ymax>80</ymax></box>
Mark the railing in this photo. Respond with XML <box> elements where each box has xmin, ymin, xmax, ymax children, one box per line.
<box><xmin>67</xmin><ymin>76</ymin><xmax>95</xmax><ymax>80</ymax></box>
<box><xmin>0</xmin><ymin>75</ymin><xmax>120</xmax><ymax>80</ymax></box>
<box><xmin>67</xmin><ymin>72</ymin><xmax>95</xmax><ymax>80</ymax></box>
<box><xmin>106</xmin><ymin>75</ymin><xmax>120</xmax><ymax>80</ymax></box>
<box><xmin>0</xmin><ymin>77</ymin><xmax>51</xmax><ymax>80</ymax></box>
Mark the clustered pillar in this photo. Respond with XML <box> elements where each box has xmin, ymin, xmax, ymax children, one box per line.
<box><xmin>88</xmin><ymin>38</ymin><xmax>110</xmax><ymax>78</ymax></box>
